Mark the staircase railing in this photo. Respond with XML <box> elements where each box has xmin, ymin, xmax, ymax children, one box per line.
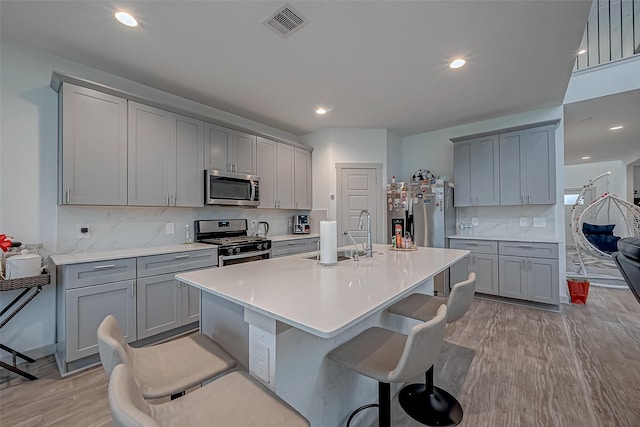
<box><xmin>574</xmin><ymin>0</ymin><xmax>639</xmax><ymax>71</ymax></box>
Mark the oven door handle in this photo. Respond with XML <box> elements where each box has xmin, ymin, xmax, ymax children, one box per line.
<box><xmin>219</xmin><ymin>249</ymin><xmax>271</xmax><ymax>262</ymax></box>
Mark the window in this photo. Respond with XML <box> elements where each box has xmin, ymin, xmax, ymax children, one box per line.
<box><xmin>564</xmin><ymin>194</ymin><xmax>584</xmax><ymax>205</ymax></box>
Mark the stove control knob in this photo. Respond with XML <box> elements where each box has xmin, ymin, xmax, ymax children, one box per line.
<box><xmin>234</xmin><ymin>247</ymin><xmax>241</xmax><ymax>254</ymax></box>
<box><xmin>264</xmin><ymin>242</ymin><xmax>270</xmax><ymax>250</ymax></box>
<box><xmin>257</xmin><ymin>243</ymin><xmax>263</xmax><ymax>250</ymax></box>
<box><xmin>227</xmin><ymin>248</ymin><xmax>234</xmax><ymax>256</ymax></box>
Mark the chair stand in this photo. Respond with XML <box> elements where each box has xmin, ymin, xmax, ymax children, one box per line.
<box><xmin>345</xmin><ymin>382</ymin><xmax>390</xmax><ymax>427</ymax></box>
<box><xmin>398</xmin><ymin>367</ymin><xmax>463</xmax><ymax>427</ymax></box>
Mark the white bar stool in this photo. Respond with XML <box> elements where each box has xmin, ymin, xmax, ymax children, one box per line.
<box><xmin>108</xmin><ymin>364</ymin><xmax>309</xmax><ymax>427</ymax></box>
<box><xmin>328</xmin><ymin>305</ymin><xmax>448</xmax><ymax>427</ymax></box>
<box><xmin>387</xmin><ymin>272</ymin><xmax>476</xmax><ymax>426</ymax></box>
<box><xmin>97</xmin><ymin>314</ymin><xmax>237</xmax><ymax>399</ymax></box>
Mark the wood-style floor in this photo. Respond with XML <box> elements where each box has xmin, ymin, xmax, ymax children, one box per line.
<box><xmin>1</xmin><ymin>286</ymin><xmax>639</xmax><ymax>426</ymax></box>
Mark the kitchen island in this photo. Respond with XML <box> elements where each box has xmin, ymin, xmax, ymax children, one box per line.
<box><xmin>176</xmin><ymin>244</ymin><xmax>468</xmax><ymax>426</ymax></box>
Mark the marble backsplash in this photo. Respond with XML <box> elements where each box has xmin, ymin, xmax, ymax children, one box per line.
<box><xmin>56</xmin><ymin>205</ymin><xmax>313</xmax><ymax>253</ymax></box>
<box><xmin>456</xmin><ymin>205</ymin><xmax>557</xmax><ymax>238</ymax></box>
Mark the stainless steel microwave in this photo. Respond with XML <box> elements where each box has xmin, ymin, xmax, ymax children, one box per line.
<box><xmin>205</xmin><ymin>170</ymin><xmax>260</xmax><ymax>207</ymax></box>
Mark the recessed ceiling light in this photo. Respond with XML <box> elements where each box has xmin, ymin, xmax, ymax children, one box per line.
<box><xmin>578</xmin><ymin>49</ymin><xmax>587</xmax><ymax>55</ymax></box>
<box><xmin>115</xmin><ymin>11</ymin><xmax>138</xmax><ymax>27</ymax></box>
<box><xmin>449</xmin><ymin>58</ymin><xmax>466</xmax><ymax>69</ymax></box>
<box><xmin>315</xmin><ymin>107</ymin><xmax>327</xmax><ymax>115</ymax></box>
<box><xmin>609</xmin><ymin>125</ymin><xmax>623</xmax><ymax>131</ymax></box>
<box><xmin>581</xmin><ymin>156</ymin><xmax>591</xmax><ymax>160</ymax></box>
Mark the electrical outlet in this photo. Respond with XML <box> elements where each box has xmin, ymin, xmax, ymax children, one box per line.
<box><xmin>520</xmin><ymin>217</ymin><xmax>529</xmax><ymax>227</ymax></box>
<box><xmin>533</xmin><ymin>217</ymin><xmax>546</xmax><ymax>227</ymax></box>
<box><xmin>165</xmin><ymin>222</ymin><xmax>175</xmax><ymax>234</ymax></box>
<box><xmin>254</xmin><ymin>342</ymin><xmax>270</xmax><ymax>383</ymax></box>
<box><xmin>471</xmin><ymin>217</ymin><xmax>479</xmax><ymax>226</ymax></box>
<box><xmin>77</xmin><ymin>225</ymin><xmax>90</xmax><ymax>239</ymax></box>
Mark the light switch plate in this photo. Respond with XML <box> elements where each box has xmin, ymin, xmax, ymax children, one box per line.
<box><xmin>520</xmin><ymin>217</ymin><xmax>529</xmax><ymax>227</ymax></box>
<box><xmin>165</xmin><ymin>222</ymin><xmax>175</xmax><ymax>234</ymax></box>
<box><xmin>533</xmin><ymin>217</ymin><xmax>546</xmax><ymax>227</ymax></box>
<box><xmin>471</xmin><ymin>217</ymin><xmax>479</xmax><ymax>226</ymax></box>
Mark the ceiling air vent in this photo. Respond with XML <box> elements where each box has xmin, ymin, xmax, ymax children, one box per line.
<box><xmin>262</xmin><ymin>3</ymin><xmax>308</xmax><ymax>38</ymax></box>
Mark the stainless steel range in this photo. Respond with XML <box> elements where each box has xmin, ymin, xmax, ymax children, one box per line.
<box><xmin>194</xmin><ymin>219</ymin><xmax>271</xmax><ymax>266</ymax></box>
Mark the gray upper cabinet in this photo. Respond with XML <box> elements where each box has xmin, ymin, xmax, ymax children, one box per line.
<box><xmin>294</xmin><ymin>147</ymin><xmax>312</xmax><ymax>210</ymax></box>
<box><xmin>128</xmin><ymin>104</ymin><xmax>203</xmax><ymax>207</ymax></box>
<box><xmin>232</xmin><ymin>131</ymin><xmax>257</xmax><ymax>175</ymax></box>
<box><xmin>172</xmin><ymin>113</ymin><xmax>204</xmax><ymax>207</ymax></box>
<box><xmin>499</xmin><ymin>125</ymin><xmax>556</xmax><ymax>205</ymax></box>
<box><xmin>60</xmin><ymin>83</ymin><xmax>128</xmax><ymax>205</ymax></box>
<box><xmin>204</xmin><ymin>122</ymin><xmax>232</xmax><ymax>171</ymax></box>
<box><xmin>203</xmin><ymin>125</ymin><xmax>256</xmax><ymax>175</ymax></box>
<box><xmin>524</xmin><ymin>126</ymin><xmax>556</xmax><ymax>205</ymax></box>
<box><xmin>257</xmin><ymin>137</ymin><xmax>306</xmax><ymax>210</ymax></box>
<box><xmin>257</xmin><ymin>137</ymin><xmax>294</xmax><ymax>209</ymax></box>
<box><xmin>453</xmin><ymin>135</ymin><xmax>499</xmax><ymax>207</ymax></box>
<box><xmin>128</xmin><ymin>102</ymin><xmax>172</xmax><ymax>206</ymax></box>
<box><xmin>256</xmin><ymin>137</ymin><xmax>278</xmax><ymax>209</ymax></box>
<box><xmin>278</xmin><ymin>143</ymin><xmax>295</xmax><ymax>209</ymax></box>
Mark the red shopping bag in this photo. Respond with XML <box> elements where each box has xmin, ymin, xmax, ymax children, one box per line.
<box><xmin>567</xmin><ymin>279</ymin><xmax>590</xmax><ymax>304</ymax></box>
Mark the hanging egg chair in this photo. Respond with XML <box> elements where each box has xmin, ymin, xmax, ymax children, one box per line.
<box><xmin>570</xmin><ymin>172</ymin><xmax>640</xmax><ymax>282</ymax></box>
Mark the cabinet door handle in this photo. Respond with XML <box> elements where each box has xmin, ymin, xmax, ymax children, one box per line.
<box><xmin>66</xmin><ymin>187</ymin><xmax>71</xmax><ymax>204</ymax></box>
<box><xmin>521</xmin><ymin>259</ymin><xmax>525</xmax><ymax>269</ymax></box>
<box><xmin>175</xmin><ymin>254</ymin><xmax>190</xmax><ymax>259</ymax></box>
<box><xmin>94</xmin><ymin>264</ymin><xmax>116</xmax><ymax>270</ymax></box>
<box><xmin>131</xmin><ymin>283</ymin><xmax>135</xmax><ymax>297</ymax></box>
<box><xmin>527</xmin><ymin>194</ymin><xmax>530</xmax><ymax>204</ymax></box>
<box><xmin>521</xmin><ymin>194</ymin><xmax>524</xmax><ymax>204</ymax></box>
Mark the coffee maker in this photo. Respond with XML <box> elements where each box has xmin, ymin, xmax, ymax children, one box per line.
<box><xmin>293</xmin><ymin>215</ymin><xmax>310</xmax><ymax>234</ymax></box>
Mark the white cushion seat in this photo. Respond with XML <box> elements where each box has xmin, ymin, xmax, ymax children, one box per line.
<box><xmin>97</xmin><ymin>315</ymin><xmax>237</xmax><ymax>399</ymax></box>
<box><xmin>109</xmin><ymin>364</ymin><xmax>310</xmax><ymax>427</ymax></box>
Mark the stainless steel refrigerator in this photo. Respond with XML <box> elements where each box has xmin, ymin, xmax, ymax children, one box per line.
<box><xmin>387</xmin><ymin>178</ymin><xmax>456</xmax><ymax>294</ymax></box>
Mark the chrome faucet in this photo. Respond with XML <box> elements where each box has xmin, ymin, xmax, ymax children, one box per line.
<box><xmin>344</xmin><ymin>231</ymin><xmax>360</xmax><ymax>261</ymax></box>
<box><xmin>358</xmin><ymin>209</ymin><xmax>373</xmax><ymax>257</ymax></box>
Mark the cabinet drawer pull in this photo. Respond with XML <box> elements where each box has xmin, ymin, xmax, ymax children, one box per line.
<box><xmin>466</xmin><ymin>242</ymin><xmax>478</xmax><ymax>246</ymax></box>
<box><xmin>174</xmin><ymin>254</ymin><xmax>191</xmax><ymax>259</ymax></box>
<box><xmin>519</xmin><ymin>245</ymin><xmax>533</xmax><ymax>248</ymax></box>
<box><xmin>94</xmin><ymin>264</ymin><xmax>116</xmax><ymax>270</ymax></box>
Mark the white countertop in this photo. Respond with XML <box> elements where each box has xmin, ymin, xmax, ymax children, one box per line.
<box><xmin>49</xmin><ymin>243</ymin><xmax>216</xmax><ymax>265</ymax></box>
<box><xmin>449</xmin><ymin>234</ymin><xmax>561</xmax><ymax>243</ymax></box>
<box><xmin>176</xmin><ymin>243</ymin><xmax>468</xmax><ymax>338</ymax></box>
<box><xmin>270</xmin><ymin>233</ymin><xmax>320</xmax><ymax>242</ymax></box>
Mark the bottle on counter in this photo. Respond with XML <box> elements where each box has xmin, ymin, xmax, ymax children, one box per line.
<box><xmin>184</xmin><ymin>224</ymin><xmax>192</xmax><ymax>244</ymax></box>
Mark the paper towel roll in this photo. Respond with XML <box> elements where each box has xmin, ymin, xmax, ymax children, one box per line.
<box><xmin>319</xmin><ymin>221</ymin><xmax>337</xmax><ymax>265</ymax></box>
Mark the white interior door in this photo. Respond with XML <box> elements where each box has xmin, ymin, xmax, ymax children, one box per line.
<box><xmin>338</xmin><ymin>167</ymin><xmax>379</xmax><ymax>247</ymax></box>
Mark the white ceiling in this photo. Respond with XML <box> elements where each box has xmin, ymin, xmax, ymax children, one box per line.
<box><xmin>564</xmin><ymin>89</ymin><xmax>640</xmax><ymax>165</ymax></box>
<box><xmin>1</xmin><ymin>0</ymin><xmax>591</xmax><ymax>139</ymax></box>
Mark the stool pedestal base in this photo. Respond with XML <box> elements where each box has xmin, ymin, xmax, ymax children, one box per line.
<box><xmin>398</xmin><ymin>367</ymin><xmax>463</xmax><ymax>426</ymax></box>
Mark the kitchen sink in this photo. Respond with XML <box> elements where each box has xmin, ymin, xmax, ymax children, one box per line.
<box><xmin>304</xmin><ymin>249</ymin><xmax>371</xmax><ymax>261</ymax></box>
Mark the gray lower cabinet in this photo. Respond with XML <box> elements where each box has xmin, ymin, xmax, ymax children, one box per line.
<box><xmin>450</xmin><ymin>239</ymin><xmax>499</xmax><ymax>295</ymax></box>
<box><xmin>56</xmin><ymin>248</ymin><xmax>217</xmax><ymax>373</ymax></box>
<box><xmin>450</xmin><ymin>238</ymin><xmax>559</xmax><ymax>304</ymax></box>
<box><xmin>136</xmin><ymin>273</ymin><xmax>181</xmax><ymax>339</ymax></box>
<box><xmin>65</xmin><ymin>279</ymin><xmax>136</xmax><ymax>362</ymax></box>
<box><xmin>136</xmin><ymin>250</ymin><xmax>218</xmax><ymax>339</ymax></box>
<box><xmin>450</xmin><ymin>253</ymin><xmax>499</xmax><ymax>296</ymax></box>
<box><xmin>498</xmin><ymin>241</ymin><xmax>559</xmax><ymax>304</ymax></box>
<box><xmin>271</xmin><ymin>237</ymin><xmax>319</xmax><ymax>258</ymax></box>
